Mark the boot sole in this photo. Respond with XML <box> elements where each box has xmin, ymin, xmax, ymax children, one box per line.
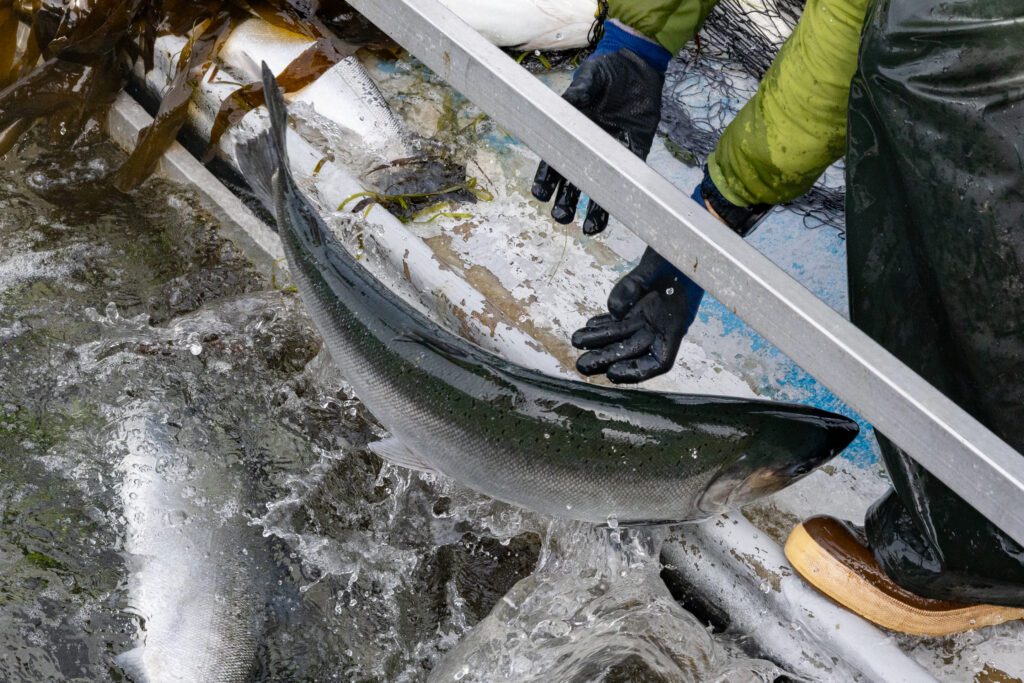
<box><xmin>785</xmin><ymin>522</ymin><xmax>1024</xmax><ymax>637</ymax></box>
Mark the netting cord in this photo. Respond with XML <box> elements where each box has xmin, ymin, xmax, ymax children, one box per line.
<box><xmin>588</xmin><ymin>0</ymin><xmax>609</xmax><ymax>49</ymax></box>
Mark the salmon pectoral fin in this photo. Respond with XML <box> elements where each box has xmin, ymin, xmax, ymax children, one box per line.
<box><xmin>393</xmin><ymin>329</ymin><xmax>469</xmax><ymax>359</ymax></box>
<box><xmin>368</xmin><ymin>436</ymin><xmax>438</xmax><ymax>474</ymax></box>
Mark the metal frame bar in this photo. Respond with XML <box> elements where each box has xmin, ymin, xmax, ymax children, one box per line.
<box><xmin>347</xmin><ymin>0</ymin><xmax>1024</xmax><ymax>547</ymax></box>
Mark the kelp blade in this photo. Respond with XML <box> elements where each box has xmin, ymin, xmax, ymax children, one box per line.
<box><xmin>206</xmin><ymin>35</ymin><xmax>352</xmax><ymax>158</ymax></box>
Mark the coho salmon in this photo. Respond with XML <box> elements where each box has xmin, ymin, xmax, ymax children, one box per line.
<box><xmin>113</xmin><ymin>403</ymin><xmax>264</xmax><ymax>683</ymax></box>
<box><xmin>237</xmin><ymin>64</ymin><xmax>857</xmax><ymax>525</ymax></box>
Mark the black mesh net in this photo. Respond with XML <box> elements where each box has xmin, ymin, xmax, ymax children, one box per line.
<box><xmin>660</xmin><ymin>0</ymin><xmax>846</xmax><ymax>233</ymax></box>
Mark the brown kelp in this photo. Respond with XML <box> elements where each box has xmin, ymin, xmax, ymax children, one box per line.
<box><xmin>112</xmin><ymin>10</ymin><xmax>235</xmax><ymax>190</ymax></box>
<box><xmin>0</xmin><ymin>3</ymin><xmax>18</xmax><ymax>88</ymax></box>
<box><xmin>0</xmin><ymin>0</ymin><xmax>394</xmax><ymax>190</ymax></box>
<box><xmin>204</xmin><ymin>35</ymin><xmax>353</xmax><ymax>160</ymax></box>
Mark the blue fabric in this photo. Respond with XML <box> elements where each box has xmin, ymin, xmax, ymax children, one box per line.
<box><xmin>689</xmin><ymin>181</ymin><xmax>704</xmax><ymax>205</ymax></box>
<box><xmin>591</xmin><ymin>21</ymin><xmax>673</xmax><ymax>73</ymax></box>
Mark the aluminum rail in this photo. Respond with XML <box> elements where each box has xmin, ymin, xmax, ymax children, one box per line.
<box><xmin>347</xmin><ymin>0</ymin><xmax>1024</xmax><ymax>546</ymax></box>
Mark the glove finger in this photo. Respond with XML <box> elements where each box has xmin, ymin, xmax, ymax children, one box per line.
<box><xmin>576</xmin><ymin>328</ymin><xmax>656</xmax><ymax>375</ymax></box>
<box><xmin>561</xmin><ymin>60</ymin><xmax>599</xmax><ymax>110</ymax></box>
<box><xmin>650</xmin><ymin>330</ymin><xmax>684</xmax><ymax>370</ymax></box>
<box><xmin>551</xmin><ymin>179</ymin><xmax>581</xmax><ymax>224</ymax></box>
<box><xmin>582</xmin><ymin>200</ymin><xmax>609</xmax><ymax>235</ymax></box>
<box><xmin>584</xmin><ymin>313</ymin><xmax>617</xmax><ymax>328</ymax></box>
<box><xmin>571</xmin><ymin>316</ymin><xmax>645</xmax><ymax>350</ymax></box>
<box><xmin>606</xmin><ymin>354</ymin><xmax>673</xmax><ymax>384</ymax></box>
<box><xmin>532</xmin><ymin>161</ymin><xmax>562</xmax><ymax>202</ymax></box>
<box><xmin>607</xmin><ymin>275</ymin><xmax>644</xmax><ymax>319</ymax></box>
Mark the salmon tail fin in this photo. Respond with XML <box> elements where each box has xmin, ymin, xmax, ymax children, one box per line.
<box><xmin>235</xmin><ymin>130</ymin><xmax>279</xmax><ymax>215</ymax></box>
<box><xmin>259</xmin><ymin>61</ymin><xmax>289</xmax><ymax>167</ymax></box>
<box><xmin>234</xmin><ymin>62</ymin><xmax>289</xmax><ymax>215</ymax></box>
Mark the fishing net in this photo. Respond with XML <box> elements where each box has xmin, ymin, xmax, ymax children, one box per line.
<box><xmin>660</xmin><ymin>0</ymin><xmax>846</xmax><ymax>233</ymax></box>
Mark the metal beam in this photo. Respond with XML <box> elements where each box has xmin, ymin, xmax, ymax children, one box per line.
<box><xmin>106</xmin><ymin>92</ymin><xmax>284</xmax><ymax>271</ymax></box>
<box><xmin>348</xmin><ymin>0</ymin><xmax>1024</xmax><ymax>547</ymax></box>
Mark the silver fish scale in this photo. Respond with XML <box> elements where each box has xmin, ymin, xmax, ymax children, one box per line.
<box><xmin>336</xmin><ymin>56</ymin><xmax>406</xmax><ymax>141</ymax></box>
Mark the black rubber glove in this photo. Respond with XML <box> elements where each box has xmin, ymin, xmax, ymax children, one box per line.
<box><xmin>531</xmin><ymin>49</ymin><xmax>664</xmax><ymax>235</ymax></box>
<box><xmin>571</xmin><ymin>168</ymin><xmax>774</xmax><ymax>384</ymax></box>
<box><xmin>572</xmin><ymin>247</ymin><xmax>705</xmax><ymax>383</ymax></box>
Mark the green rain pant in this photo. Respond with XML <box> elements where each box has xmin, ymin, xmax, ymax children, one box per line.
<box><xmin>848</xmin><ymin>0</ymin><xmax>1024</xmax><ymax>606</ymax></box>
<box><xmin>707</xmin><ymin>0</ymin><xmax>869</xmax><ymax>208</ymax></box>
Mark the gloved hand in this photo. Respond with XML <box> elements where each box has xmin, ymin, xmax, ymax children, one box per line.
<box><xmin>571</xmin><ymin>172</ymin><xmax>772</xmax><ymax>383</ymax></box>
<box><xmin>573</xmin><ymin>246</ymin><xmax>705</xmax><ymax>383</ymax></box>
<box><xmin>532</xmin><ymin>22</ymin><xmax>671</xmax><ymax>235</ymax></box>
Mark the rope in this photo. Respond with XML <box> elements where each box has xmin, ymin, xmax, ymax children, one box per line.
<box><xmin>588</xmin><ymin>0</ymin><xmax>609</xmax><ymax>48</ymax></box>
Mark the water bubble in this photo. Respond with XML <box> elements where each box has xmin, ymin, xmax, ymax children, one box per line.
<box><xmin>163</xmin><ymin>510</ymin><xmax>187</xmax><ymax>527</ymax></box>
<box><xmin>543</xmin><ymin>433</ymin><xmax>550</xmax><ymax>440</ymax></box>
<box><xmin>665</xmin><ymin>287</ymin><xmax>675</xmax><ymax>295</ymax></box>
<box><xmin>759</xmin><ymin>582</ymin><xmax>771</xmax><ymax>594</ymax></box>
<box><xmin>530</xmin><ymin>619</ymin><xmax>572</xmax><ymax>640</ymax></box>
<box><xmin>454</xmin><ymin>665</ymin><xmax>470</xmax><ymax>680</ymax></box>
<box><xmin>189</xmin><ymin>343</ymin><xmax>203</xmax><ymax>356</ymax></box>
<box><xmin>565</xmin><ymin>504</ymin><xmax>573</xmax><ymax>511</ymax></box>
<box><xmin>606</xmin><ymin>515</ymin><xmax>619</xmax><ymax>529</ymax></box>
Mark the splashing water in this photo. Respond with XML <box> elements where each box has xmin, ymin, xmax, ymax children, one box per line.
<box><xmin>429</xmin><ymin>522</ymin><xmax>784</xmax><ymax>682</ymax></box>
<box><xmin>0</xmin><ymin>116</ymin><xmax>792</xmax><ymax>681</ymax></box>
<box><xmin>0</xmin><ymin>126</ymin><xmax>543</xmax><ymax>682</ymax></box>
